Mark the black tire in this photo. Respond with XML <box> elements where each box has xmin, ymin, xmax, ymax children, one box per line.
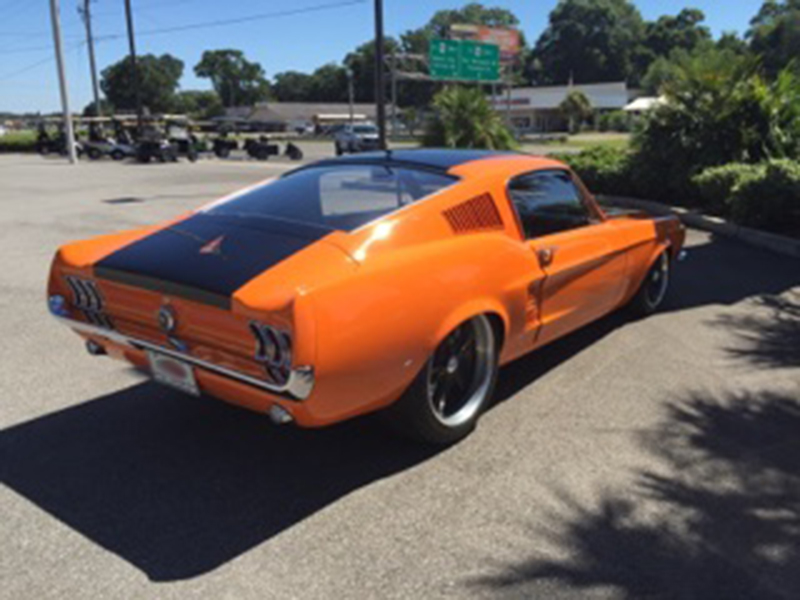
<box><xmin>628</xmin><ymin>251</ymin><xmax>671</xmax><ymax>317</ymax></box>
<box><xmin>215</xmin><ymin>146</ymin><xmax>231</xmax><ymax>159</ymax></box>
<box><xmin>110</xmin><ymin>149</ymin><xmax>125</xmax><ymax>161</ymax></box>
<box><xmin>87</xmin><ymin>147</ymin><xmax>103</xmax><ymax>160</ymax></box>
<box><xmin>256</xmin><ymin>148</ymin><xmax>269</xmax><ymax>161</ymax></box>
<box><xmin>384</xmin><ymin>314</ymin><xmax>499</xmax><ymax>445</ymax></box>
<box><xmin>335</xmin><ymin>142</ymin><xmax>343</xmax><ymax>156</ymax></box>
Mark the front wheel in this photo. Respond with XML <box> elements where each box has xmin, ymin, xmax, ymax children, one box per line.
<box><xmin>386</xmin><ymin>314</ymin><xmax>499</xmax><ymax>445</ymax></box>
<box><xmin>629</xmin><ymin>251</ymin><xmax>671</xmax><ymax>317</ymax></box>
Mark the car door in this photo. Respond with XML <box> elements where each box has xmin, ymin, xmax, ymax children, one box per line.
<box><xmin>508</xmin><ymin>169</ymin><xmax>628</xmax><ymax>347</ymax></box>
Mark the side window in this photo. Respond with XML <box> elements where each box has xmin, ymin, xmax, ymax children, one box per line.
<box><xmin>509</xmin><ymin>170</ymin><xmax>593</xmax><ymax>239</ymax></box>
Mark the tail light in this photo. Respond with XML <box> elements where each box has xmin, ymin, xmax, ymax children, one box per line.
<box><xmin>65</xmin><ymin>276</ymin><xmax>113</xmax><ymax>329</ymax></box>
<box><xmin>250</xmin><ymin>322</ymin><xmax>292</xmax><ymax>385</ymax></box>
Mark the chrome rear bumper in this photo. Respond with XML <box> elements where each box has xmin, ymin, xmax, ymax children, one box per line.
<box><xmin>54</xmin><ymin>316</ymin><xmax>315</xmax><ymax>400</ymax></box>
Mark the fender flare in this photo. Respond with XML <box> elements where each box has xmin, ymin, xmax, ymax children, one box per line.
<box><xmin>433</xmin><ymin>297</ymin><xmax>511</xmax><ymax>358</ymax></box>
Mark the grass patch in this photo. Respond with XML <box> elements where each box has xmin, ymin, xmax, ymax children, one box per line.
<box><xmin>0</xmin><ymin>130</ymin><xmax>37</xmax><ymax>153</ymax></box>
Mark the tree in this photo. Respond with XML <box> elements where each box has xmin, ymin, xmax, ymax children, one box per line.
<box><xmin>527</xmin><ymin>0</ymin><xmax>645</xmax><ymax>85</ymax></box>
<box><xmin>747</xmin><ymin>0</ymin><xmax>800</xmax><ymax>77</ymax></box>
<box><xmin>310</xmin><ymin>63</ymin><xmax>348</xmax><ymax>102</ymax></box>
<box><xmin>631</xmin><ymin>8</ymin><xmax>712</xmax><ymax>83</ymax></box>
<box><xmin>717</xmin><ymin>31</ymin><xmax>749</xmax><ymax>55</ymax></box>
<box><xmin>100</xmin><ymin>54</ymin><xmax>183</xmax><ymax>114</ymax></box>
<box><xmin>82</xmin><ymin>99</ymin><xmax>114</xmax><ymax>117</ymax></box>
<box><xmin>422</xmin><ymin>86</ymin><xmax>516</xmax><ymax>150</ymax></box>
<box><xmin>559</xmin><ymin>90</ymin><xmax>593</xmax><ymax>133</ymax></box>
<box><xmin>173</xmin><ymin>90</ymin><xmax>224</xmax><ymax>119</ymax></box>
<box><xmin>271</xmin><ymin>71</ymin><xmax>316</xmax><ymax>102</ymax></box>
<box><xmin>343</xmin><ymin>37</ymin><xmax>400</xmax><ymax>103</ymax></box>
<box><xmin>194</xmin><ymin>50</ymin><xmax>270</xmax><ymax>107</ymax></box>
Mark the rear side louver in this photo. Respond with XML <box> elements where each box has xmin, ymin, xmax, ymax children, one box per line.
<box><xmin>443</xmin><ymin>193</ymin><xmax>504</xmax><ymax>234</ymax></box>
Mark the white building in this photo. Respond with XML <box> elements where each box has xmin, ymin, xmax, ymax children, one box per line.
<box><xmin>490</xmin><ymin>82</ymin><xmax>639</xmax><ymax>132</ymax></box>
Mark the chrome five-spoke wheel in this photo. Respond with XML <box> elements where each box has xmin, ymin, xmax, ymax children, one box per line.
<box><xmin>427</xmin><ymin>316</ymin><xmax>495</xmax><ymax>428</ymax></box>
<box><xmin>630</xmin><ymin>251</ymin><xmax>671</xmax><ymax>316</ymax></box>
<box><xmin>387</xmin><ymin>314</ymin><xmax>499</xmax><ymax>445</ymax></box>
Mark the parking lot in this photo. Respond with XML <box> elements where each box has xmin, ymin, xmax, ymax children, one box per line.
<box><xmin>0</xmin><ymin>154</ymin><xmax>798</xmax><ymax>599</ymax></box>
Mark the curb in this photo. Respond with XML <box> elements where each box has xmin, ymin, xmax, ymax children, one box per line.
<box><xmin>599</xmin><ymin>195</ymin><xmax>800</xmax><ymax>260</ymax></box>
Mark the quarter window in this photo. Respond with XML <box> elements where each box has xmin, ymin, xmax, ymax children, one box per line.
<box><xmin>508</xmin><ymin>170</ymin><xmax>593</xmax><ymax>238</ymax></box>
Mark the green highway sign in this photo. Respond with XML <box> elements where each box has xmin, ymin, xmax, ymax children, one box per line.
<box><xmin>429</xmin><ymin>38</ymin><xmax>500</xmax><ymax>82</ymax></box>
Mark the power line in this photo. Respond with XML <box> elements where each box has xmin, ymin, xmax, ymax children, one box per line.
<box><xmin>0</xmin><ymin>44</ymin><xmax>55</xmax><ymax>55</ymax></box>
<box><xmin>0</xmin><ymin>41</ymin><xmax>84</xmax><ymax>81</ymax></box>
<box><xmin>94</xmin><ymin>0</ymin><xmax>367</xmax><ymax>41</ymax></box>
<box><xmin>0</xmin><ymin>0</ymin><xmax>364</xmax><ymax>41</ymax></box>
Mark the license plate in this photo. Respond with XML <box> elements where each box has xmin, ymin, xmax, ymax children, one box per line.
<box><xmin>147</xmin><ymin>350</ymin><xmax>200</xmax><ymax>396</ymax></box>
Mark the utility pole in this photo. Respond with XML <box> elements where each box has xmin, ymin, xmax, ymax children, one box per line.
<box><xmin>346</xmin><ymin>67</ymin><xmax>354</xmax><ymax>124</ymax></box>
<box><xmin>49</xmin><ymin>0</ymin><xmax>77</xmax><ymax>164</ymax></box>
<box><xmin>390</xmin><ymin>50</ymin><xmax>397</xmax><ymax>138</ymax></box>
<box><xmin>79</xmin><ymin>0</ymin><xmax>101</xmax><ymax>116</ymax></box>
<box><xmin>373</xmin><ymin>0</ymin><xmax>386</xmax><ymax>150</ymax></box>
<box><xmin>124</xmin><ymin>0</ymin><xmax>143</xmax><ymax>137</ymax></box>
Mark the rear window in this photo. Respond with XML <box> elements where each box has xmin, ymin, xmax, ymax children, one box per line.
<box><xmin>206</xmin><ymin>164</ymin><xmax>456</xmax><ymax>231</ymax></box>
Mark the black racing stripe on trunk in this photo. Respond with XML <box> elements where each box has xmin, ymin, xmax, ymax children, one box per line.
<box><xmin>94</xmin><ymin>213</ymin><xmax>331</xmax><ymax>307</ymax></box>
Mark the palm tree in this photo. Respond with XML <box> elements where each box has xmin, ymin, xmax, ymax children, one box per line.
<box><xmin>559</xmin><ymin>90</ymin><xmax>593</xmax><ymax>134</ymax></box>
<box><xmin>422</xmin><ymin>86</ymin><xmax>517</xmax><ymax>150</ymax></box>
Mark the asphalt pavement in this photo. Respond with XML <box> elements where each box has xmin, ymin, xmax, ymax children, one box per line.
<box><xmin>0</xmin><ymin>154</ymin><xmax>798</xmax><ymax>600</ymax></box>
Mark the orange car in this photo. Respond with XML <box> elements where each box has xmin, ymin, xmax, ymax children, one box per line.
<box><xmin>48</xmin><ymin>150</ymin><xmax>685</xmax><ymax>444</ymax></box>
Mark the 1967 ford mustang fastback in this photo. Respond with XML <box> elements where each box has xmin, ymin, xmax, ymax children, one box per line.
<box><xmin>48</xmin><ymin>149</ymin><xmax>684</xmax><ymax>444</ymax></box>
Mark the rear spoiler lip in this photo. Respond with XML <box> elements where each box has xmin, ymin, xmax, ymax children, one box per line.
<box><xmin>94</xmin><ymin>266</ymin><xmax>231</xmax><ymax>310</ymax></box>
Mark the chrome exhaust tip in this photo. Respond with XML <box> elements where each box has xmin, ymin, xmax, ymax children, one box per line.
<box><xmin>268</xmin><ymin>404</ymin><xmax>294</xmax><ymax>425</ymax></box>
<box><xmin>86</xmin><ymin>340</ymin><xmax>106</xmax><ymax>356</ymax></box>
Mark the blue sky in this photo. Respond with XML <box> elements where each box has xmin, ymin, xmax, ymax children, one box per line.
<box><xmin>0</xmin><ymin>0</ymin><xmax>765</xmax><ymax>113</ymax></box>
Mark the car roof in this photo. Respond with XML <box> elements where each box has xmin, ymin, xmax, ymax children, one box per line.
<box><xmin>311</xmin><ymin>148</ymin><xmax>526</xmax><ymax>173</ymax></box>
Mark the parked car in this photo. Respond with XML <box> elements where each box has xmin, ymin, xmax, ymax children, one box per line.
<box><xmin>334</xmin><ymin>123</ymin><xmax>381</xmax><ymax>155</ymax></box>
<box><xmin>47</xmin><ymin>150</ymin><xmax>685</xmax><ymax>444</ymax></box>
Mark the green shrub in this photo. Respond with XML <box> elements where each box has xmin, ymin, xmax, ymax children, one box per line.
<box><xmin>632</xmin><ymin>51</ymin><xmax>800</xmax><ymax>206</ymax></box>
<box><xmin>692</xmin><ymin>163</ymin><xmax>762</xmax><ymax>214</ymax></box>
<box><xmin>694</xmin><ymin>160</ymin><xmax>800</xmax><ymax>233</ymax></box>
<box><xmin>0</xmin><ymin>130</ymin><xmax>37</xmax><ymax>153</ymax></box>
<box><xmin>552</xmin><ymin>146</ymin><xmax>635</xmax><ymax>196</ymax></box>
<box><xmin>597</xmin><ymin>110</ymin><xmax>630</xmax><ymax>133</ymax></box>
<box><xmin>729</xmin><ymin>161</ymin><xmax>800</xmax><ymax>233</ymax></box>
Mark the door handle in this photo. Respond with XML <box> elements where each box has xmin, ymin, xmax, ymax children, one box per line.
<box><xmin>537</xmin><ymin>247</ymin><xmax>556</xmax><ymax>268</ymax></box>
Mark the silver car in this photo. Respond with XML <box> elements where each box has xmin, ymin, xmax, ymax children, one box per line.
<box><xmin>333</xmin><ymin>123</ymin><xmax>381</xmax><ymax>155</ymax></box>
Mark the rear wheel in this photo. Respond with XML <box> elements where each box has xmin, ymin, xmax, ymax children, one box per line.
<box><xmin>110</xmin><ymin>149</ymin><xmax>125</xmax><ymax>161</ymax></box>
<box><xmin>629</xmin><ymin>251</ymin><xmax>671</xmax><ymax>316</ymax></box>
<box><xmin>386</xmin><ymin>315</ymin><xmax>499</xmax><ymax>445</ymax></box>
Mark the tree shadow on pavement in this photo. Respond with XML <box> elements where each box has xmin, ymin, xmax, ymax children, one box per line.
<box><xmin>716</xmin><ymin>292</ymin><xmax>800</xmax><ymax>369</ymax></box>
<box><xmin>662</xmin><ymin>235</ymin><xmax>799</xmax><ymax>313</ymax></box>
<box><xmin>0</xmin><ymin>384</ymin><xmax>438</xmax><ymax>581</ymax></box>
<box><xmin>473</xmin><ymin>389</ymin><xmax>800</xmax><ymax>599</ymax></box>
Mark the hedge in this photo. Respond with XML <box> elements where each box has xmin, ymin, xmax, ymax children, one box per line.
<box><xmin>555</xmin><ymin>146</ymin><xmax>800</xmax><ymax>235</ymax></box>
<box><xmin>0</xmin><ymin>131</ymin><xmax>37</xmax><ymax>153</ymax></box>
<box><xmin>695</xmin><ymin>160</ymin><xmax>800</xmax><ymax>234</ymax></box>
